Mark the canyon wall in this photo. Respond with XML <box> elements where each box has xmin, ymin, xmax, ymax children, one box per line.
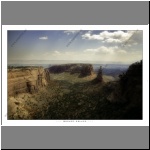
<box><xmin>8</xmin><ymin>67</ymin><xmax>50</xmax><ymax>96</ymax></box>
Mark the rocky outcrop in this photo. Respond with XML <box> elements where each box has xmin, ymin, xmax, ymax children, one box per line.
<box><xmin>94</xmin><ymin>66</ymin><xmax>103</xmax><ymax>83</ymax></box>
<box><xmin>79</xmin><ymin>64</ymin><xmax>93</xmax><ymax>77</ymax></box>
<box><xmin>104</xmin><ymin>60</ymin><xmax>142</xmax><ymax>104</ymax></box>
<box><xmin>8</xmin><ymin>67</ymin><xmax>50</xmax><ymax>96</ymax></box>
<box><xmin>48</xmin><ymin>64</ymin><xmax>94</xmax><ymax>77</ymax></box>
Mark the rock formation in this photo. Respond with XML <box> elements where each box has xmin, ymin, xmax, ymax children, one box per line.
<box><xmin>96</xmin><ymin>66</ymin><xmax>103</xmax><ymax>82</ymax></box>
<box><xmin>105</xmin><ymin>60</ymin><xmax>142</xmax><ymax>104</ymax></box>
<box><xmin>8</xmin><ymin>67</ymin><xmax>50</xmax><ymax>96</ymax></box>
<box><xmin>79</xmin><ymin>64</ymin><xmax>93</xmax><ymax>77</ymax></box>
<box><xmin>48</xmin><ymin>64</ymin><xmax>94</xmax><ymax>77</ymax></box>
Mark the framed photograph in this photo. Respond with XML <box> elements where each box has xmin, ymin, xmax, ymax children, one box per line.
<box><xmin>2</xmin><ymin>25</ymin><xmax>149</xmax><ymax>126</ymax></box>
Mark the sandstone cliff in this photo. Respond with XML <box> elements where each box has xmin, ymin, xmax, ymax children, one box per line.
<box><xmin>8</xmin><ymin>66</ymin><xmax>50</xmax><ymax>96</ymax></box>
<box><xmin>49</xmin><ymin>64</ymin><xmax>94</xmax><ymax>77</ymax></box>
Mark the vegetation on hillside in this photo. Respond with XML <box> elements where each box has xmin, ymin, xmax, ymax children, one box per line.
<box><xmin>8</xmin><ymin>61</ymin><xmax>142</xmax><ymax>120</ymax></box>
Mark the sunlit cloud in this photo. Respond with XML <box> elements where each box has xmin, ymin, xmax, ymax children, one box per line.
<box><xmin>82</xmin><ymin>30</ymin><xmax>143</xmax><ymax>46</ymax></box>
<box><xmin>39</xmin><ymin>36</ymin><xmax>48</xmax><ymax>40</ymax></box>
<box><xmin>54</xmin><ymin>50</ymin><xmax>60</xmax><ymax>54</ymax></box>
<box><xmin>84</xmin><ymin>46</ymin><xmax>121</xmax><ymax>54</ymax></box>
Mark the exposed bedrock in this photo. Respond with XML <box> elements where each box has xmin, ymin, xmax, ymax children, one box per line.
<box><xmin>8</xmin><ymin>67</ymin><xmax>50</xmax><ymax>96</ymax></box>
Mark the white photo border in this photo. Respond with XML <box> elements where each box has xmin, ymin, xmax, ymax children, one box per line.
<box><xmin>2</xmin><ymin>25</ymin><xmax>149</xmax><ymax>126</ymax></box>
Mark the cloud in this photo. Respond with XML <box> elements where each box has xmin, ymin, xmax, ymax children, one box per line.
<box><xmin>84</xmin><ymin>46</ymin><xmax>127</xmax><ymax>55</ymax></box>
<box><xmin>104</xmin><ymin>38</ymin><xmax>122</xmax><ymax>43</ymax></box>
<box><xmin>82</xmin><ymin>33</ymin><xmax>101</xmax><ymax>40</ymax></box>
<box><xmin>82</xmin><ymin>30</ymin><xmax>143</xmax><ymax>46</ymax></box>
<box><xmin>42</xmin><ymin>51</ymin><xmax>61</xmax><ymax>57</ymax></box>
<box><xmin>42</xmin><ymin>52</ymin><xmax>51</xmax><ymax>56</ymax></box>
<box><xmin>84</xmin><ymin>48</ymin><xmax>99</xmax><ymax>52</ymax></box>
<box><xmin>117</xmin><ymin>49</ymin><xmax>127</xmax><ymax>54</ymax></box>
<box><xmin>84</xmin><ymin>46</ymin><xmax>115</xmax><ymax>54</ymax></box>
<box><xmin>54</xmin><ymin>50</ymin><xmax>60</xmax><ymax>54</ymax></box>
<box><xmin>39</xmin><ymin>36</ymin><xmax>48</xmax><ymax>40</ymax></box>
<box><xmin>122</xmin><ymin>30</ymin><xmax>143</xmax><ymax>46</ymax></box>
<box><xmin>64</xmin><ymin>30</ymin><xmax>79</xmax><ymax>35</ymax></box>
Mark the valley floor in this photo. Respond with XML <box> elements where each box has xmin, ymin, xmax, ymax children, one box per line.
<box><xmin>8</xmin><ymin>72</ymin><xmax>141</xmax><ymax>120</ymax></box>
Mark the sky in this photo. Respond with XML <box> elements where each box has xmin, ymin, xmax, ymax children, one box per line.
<box><xmin>8</xmin><ymin>30</ymin><xmax>143</xmax><ymax>64</ymax></box>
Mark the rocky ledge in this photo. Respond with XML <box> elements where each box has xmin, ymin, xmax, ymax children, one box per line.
<box><xmin>8</xmin><ymin>66</ymin><xmax>50</xmax><ymax>96</ymax></box>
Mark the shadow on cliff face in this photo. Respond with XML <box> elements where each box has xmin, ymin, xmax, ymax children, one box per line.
<box><xmin>96</xmin><ymin>60</ymin><xmax>142</xmax><ymax>119</ymax></box>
